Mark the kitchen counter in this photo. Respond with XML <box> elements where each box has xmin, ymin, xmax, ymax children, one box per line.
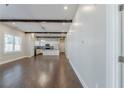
<box><xmin>42</xmin><ymin>49</ymin><xmax>59</xmax><ymax>55</ymax></box>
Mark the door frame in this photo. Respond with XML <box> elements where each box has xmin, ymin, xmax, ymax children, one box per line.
<box><xmin>106</xmin><ymin>4</ymin><xmax>121</xmax><ymax>88</ymax></box>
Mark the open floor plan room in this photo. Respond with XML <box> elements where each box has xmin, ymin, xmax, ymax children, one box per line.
<box><xmin>0</xmin><ymin>4</ymin><xmax>124</xmax><ymax>88</ymax></box>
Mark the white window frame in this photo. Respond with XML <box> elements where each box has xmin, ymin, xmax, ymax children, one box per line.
<box><xmin>4</xmin><ymin>34</ymin><xmax>22</xmax><ymax>53</ymax></box>
<box><xmin>14</xmin><ymin>36</ymin><xmax>22</xmax><ymax>52</ymax></box>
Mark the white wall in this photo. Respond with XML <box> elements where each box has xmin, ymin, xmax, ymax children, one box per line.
<box><xmin>59</xmin><ymin>39</ymin><xmax>65</xmax><ymax>53</ymax></box>
<box><xmin>0</xmin><ymin>23</ymin><xmax>26</xmax><ymax>64</ymax></box>
<box><xmin>25</xmin><ymin>34</ymin><xmax>35</xmax><ymax>57</ymax></box>
<box><xmin>0</xmin><ymin>23</ymin><xmax>35</xmax><ymax>64</ymax></box>
<box><xmin>65</xmin><ymin>5</ymin><xmax>107</xmax><ymax>88</ymax></box>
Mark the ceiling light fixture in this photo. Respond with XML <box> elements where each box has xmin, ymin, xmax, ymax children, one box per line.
<box><xmin>73</xmin><ymin>23</ymin><xmax>79</xmax><ymax>26</ymax></box>
<box><xmin>12</xmin><ymin>22</ymin><xmax>15</xmax><ymax>25</ymax></box>
<box><xmin>42</xmin><ymin>22</ymin><xmax>46</xmax><ymax>24</ymax></box>
<box><xmin>64</xmin><ymin>6</ymin><xmax>68</xmax><ymax>10</ymax></box>
<box><xmin>31</xmin><ymin>33</ymin><xmax>34</xmax><ymax>38</ymax></box>
<box><xmin>62</xmin><ymin>22</ymin><xmax>65</xmax><ymax>25</ymax></box>
<box><xmin>82</xmin><ymin>5</ymin><xmax>95</xmax><ymax>11</ymax></box>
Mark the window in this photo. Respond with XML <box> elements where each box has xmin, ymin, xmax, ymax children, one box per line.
<box><xmin>4</xmin><ymin>34</ymin><xmax>22</xmax><ymax>52</ymax></box>
<box><xmin>14</xmin><ymin>36</ymin><xmax>21</xmax><ymax>51</ymax></box>
<box><xmin>5</xmin><ymin>34</ymin><xmax>14</xmax><ymax>52</ymax></box>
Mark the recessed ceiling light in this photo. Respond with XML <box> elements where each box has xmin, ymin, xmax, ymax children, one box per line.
<box><xmin>82</xmin><ymin>5</ymin><xmax>95</xmax><ymax>11</ymax></box>
<box><xmin>64</xmin><ymin>6</ymin><xmax>68</xmax><ymax>10</ymax></box>
<box><xmin>31</xmin><ymin>33</ymin><xmax>34</xmax><ymax>37</ymax></box>
<box><xmin>62</xmin><ymin>22</ymin><xmax>65</xmax><ymax>25</ymax></box>
<box><xmin>42</xmin><ymin>22</ymin><xmax>47</xmax><ymax>23</ymax></box>
<box><xmin>73</xmin><ymin>23</ymin><xmax>79</xmax><ymax>26</ymax></box>
<box><xmin>12</xmin><ymin>22</ymin><xmax>15</xmax><ymax>25</ymax></box>
<box><xmin>41</xmin><ymin>40</ymin><xmax>45</xmax><ymax>42</ymax></box>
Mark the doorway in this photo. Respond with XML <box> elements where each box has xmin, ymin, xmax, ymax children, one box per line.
<box><xmin>118</xmin><ymin>4</ymin><xmax>124</xmax><ymax>88</ymax></box>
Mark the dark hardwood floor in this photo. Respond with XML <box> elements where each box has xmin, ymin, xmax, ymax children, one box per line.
<box><xmin>0</xmin><ymin>54</ymin><xmax>83</xmax><ymax>88</ymax></box>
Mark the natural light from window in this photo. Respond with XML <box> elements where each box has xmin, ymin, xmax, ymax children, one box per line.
<box><xmin>5</xmin><ymin>34</ymin><xmax>22</xmax><ymax>53</ymax></box>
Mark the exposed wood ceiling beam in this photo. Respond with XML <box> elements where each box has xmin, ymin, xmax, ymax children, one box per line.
<box><xmin>25</xmin><ymin>32</ymin><xmax>67</xmax><ymax>34</ymax></box>
<box><xmin>36</xmin><ymin>36</ymin><xmax>66</xmax><ymax>38</ymax></box>
<box><xmin>0</xmin><ymin>19</ymin><xmax>72</xmax><ymax>23</ymax></box>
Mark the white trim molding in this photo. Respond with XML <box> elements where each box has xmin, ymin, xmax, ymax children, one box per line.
<box><xmin>69</xmin><ymin>59</ymin><xmax>88</xmax><ymax>88</ymax></box>
<box><xmin>0</xmin><ymin>56</ymin><xmax>32</xmax><ymax>65</ymax></box>
<box><xmin>106</xmin><ymin>4</ymin><xmax>121</xmax><ymax>88</ymax></box>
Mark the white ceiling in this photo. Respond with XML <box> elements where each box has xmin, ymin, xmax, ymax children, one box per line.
<box><xmin>0</xmin><ymin>4</ymin><xmax>78</xmax><ymax>32</ymax></box>
<box><xmin>0</xmin><ymin>4</ymin><xmax>78</xmax><ymax>20</ymax></box>
<box><xmin>4</xmin><ymin>22</ymin><xmax>71</xmax><ymax>32</ymax></box>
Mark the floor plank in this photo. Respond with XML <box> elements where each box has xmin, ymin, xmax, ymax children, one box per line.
<box><xmin>0</xmin><ymin>54</ymin><xmax>83</xmax><ymax>88</ymax></box>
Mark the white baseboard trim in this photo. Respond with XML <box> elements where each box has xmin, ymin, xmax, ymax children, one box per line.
<box><xmin>0</xmin><ymin>56</ymin><xmax>32</xmax><ymax>65</ymax></box>
<box><xmin>69</xmin><ymin>59</ymin><xmax>88</xmax><ymax>88</ymax></box>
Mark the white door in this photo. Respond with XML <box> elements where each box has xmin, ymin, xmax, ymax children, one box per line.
<box><xmin>119</xmin><ymin>5</ymin><xmax>124</xmax><ymax>88</ymax></box>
